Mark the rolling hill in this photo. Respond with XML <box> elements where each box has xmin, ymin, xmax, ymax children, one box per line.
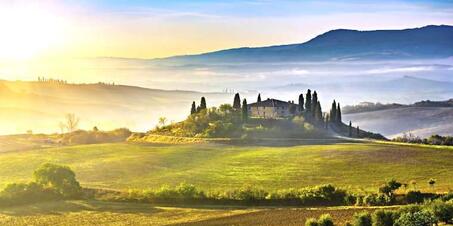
<box><xmin>0</xmin><ymin>80</ymin><xmax>232</xmax><ymax>135</ymax></box>
<box><xmin>343</xmin><ymin>99</ymin><xmax>453</xmax><ymax>138</ymax></box>
<box><xmin>156</xmin><ymin>25</ymin><xmax>453</xmax><ymax>63</ymax></box>
<box><xmin>0</xmin><ymin>142</ymin><xmax>452</xmax><ymax>192</ymax></box>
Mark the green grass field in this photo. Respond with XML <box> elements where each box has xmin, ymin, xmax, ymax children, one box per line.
<box><xmin>0</xmin><ymin>200</ymin><xmax>394</xmax><ymax>226</ymax></box>
<box><xmin>0</xmin><ymin>141</ymin><xmax>452</xmax><ymax>192</ymax></box>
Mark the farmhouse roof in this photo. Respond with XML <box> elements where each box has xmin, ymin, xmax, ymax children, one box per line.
<box><xmin>248</xmin><ymin>98</ymin><xmax>297</xmax><ymax>107</ymax></box>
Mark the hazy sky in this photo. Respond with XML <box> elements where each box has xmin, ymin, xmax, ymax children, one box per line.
<box><xmin>0</xmin><ymin>0</ymin><xmax>452</xmax><ymax>60</ymax></box>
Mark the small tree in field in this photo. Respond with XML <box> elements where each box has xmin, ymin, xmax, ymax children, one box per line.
<box><xmin>158</xmin><ymin>117</ymin><xmax>167</xmax><ymax>127</ymax></box>
<box><xmin>428</xmin><ymin>178</ymin><xmax>436</xmax><ymax>189</ymax></box>
<box><xmin>63</xmin><ymin>113</ymin><xmax>79</xmax><ymax>132</ymax></box>
<box><xmin>33</xmin><ymin>163</ymin><xmax>81</xmax><ymax>198</ymax></box>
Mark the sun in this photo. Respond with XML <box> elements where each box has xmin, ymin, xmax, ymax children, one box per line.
<box><xmin>0</xmin><ymin>4</ymin><xmax>66</xmax><ymax>60</ymax></box>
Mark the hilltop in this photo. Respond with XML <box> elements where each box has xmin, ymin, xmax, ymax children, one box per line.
<box><xmin>156</xmin><ymin>25</ymin><xmax>453</xmax><ymax>63</ymax></box>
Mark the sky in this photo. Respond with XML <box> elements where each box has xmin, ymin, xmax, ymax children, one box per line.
<box><xmin>0</xmin><ymin>0</ymin><xmax>452</xmax><ymax>60</ymax></box>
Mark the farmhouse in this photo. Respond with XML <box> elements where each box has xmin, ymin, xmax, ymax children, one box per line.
<box><xmin>248</xmin><ymin>98</ymin><xmax>299</xmax><ymax>118</ymax></box>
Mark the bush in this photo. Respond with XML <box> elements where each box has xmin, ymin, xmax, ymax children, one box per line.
<box><xmin>33</xmin><ymin>163</ymin><xmax>81</xmax><ymax>198</ymax></box>
<box><xmin>427</xmin><ymin>200</ymin><xmax>453</xmax><ymax>224</ymax></box>
<box><xmin>405</xmin><ymin>191</ymin><xmax>424</xmax><ymax>204</ymax></box>
<box><xmin>317</xmin><ymin>214</ymin><xmax>334</xmax><ymax>226</ymax></box>
<box><xmin>363</xmin><ymin>193</ymin><xmax>391</xmax><ymax>206</ymax></box>
<box><xmin>353</xmin><ymin>211</ymin><xmax>372</xmax><ymax>226</ymax></box>
<box><xmin>372</xmin><ymin>210</ymin><xmax>398</xmax><ymax>226</ymax></box>
<box><xmin>394</xmin><ymin>211</ymin><xmax>436</xmax><ymax>226</ymax></box>
<box><xmin>305</xmin><ymin>218</ymin><xmax>319</xmax><ymax>226</ymax></box>
<box><xmin>0</xmin><ymin>182</ymin><xmax>60</xmax><ymax>206</ymax></box>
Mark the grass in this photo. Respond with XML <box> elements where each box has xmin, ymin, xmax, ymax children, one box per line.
<box><xmin>0</xmin><ymin>200</ymin><xmax>254</xmax><ymax>226</ymax></box>
<box><xmin>0</xmin><ymin>141</ymin><xmax>452</xmax><ymax>192</ymax></box>
<box><xmin>0</xmin><ymin>200</ymin><xmax>395</xmax><ymax>226</ymax></box>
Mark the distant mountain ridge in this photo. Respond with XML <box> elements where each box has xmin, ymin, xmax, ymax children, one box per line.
<box><xmin>156</xmin><ymin>25</ymin><xmax>453</xmax><ymax>63</ymax></box>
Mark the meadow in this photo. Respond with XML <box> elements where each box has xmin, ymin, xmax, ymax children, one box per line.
<box><xmin>0</xmin><ymin>200</ymin><xmax>394</xmax><ymax>226</ymax></box>
<box><xmin>0</xmin><ymin>141</ymin><xmax>452</xmax><ymax>192</ymax></box>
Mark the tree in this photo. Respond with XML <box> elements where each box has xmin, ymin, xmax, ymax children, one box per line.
<box><xmin>257</xmin><ymin>93</ymin><xmax>262</xmax><ymax>102</ymax></box>
<box><xmin>325</xmin><ymin>115</ymin><xmax>329</xmax><ymax>129</ymax></box>
<box><xmin>311</xmin><ymin>91</ymin><xmax>318</xmax><ymax>116</ymax></box>
<box><xmin>349</xmin><ymin>121</ymin><xmax>352</xmax><ymax>137</ymax></box>
<box><xmin>33</xmin><ymin>163</ymin><xmax>81</xmax><ymax>198</ymax></box>
<box><xmin>191</xmin><ymin>101</ymin><xmax>196</xmax><ymax>115</ymax></box>
<box><xmin>233</xmin><ymin>93</ymin><xmax>241</xmax><ymax>109</ymax></box>
<box><xmin>357</xmin><ymin>126</ymin><xmax>360</xmax><ymax>137</ymax></box>
<box><xmin>428</xmin><ymin>178</ymin><xmax>436</xmax><ymax>189</ymax></box>
<box><xmin>63</xmin><ymin>113</ymin><xmax>79</xmax><ymax>133</ymax></box>
<box><xmin>242</xmin><ymin>99</ymin><xmax>248</xmax><ymax>123</ymax></box>
<box><xmin>330</xmin><ymin>100</ymin><xmax>337</xmax><ymax>123</ymax></box>
<box><xmin>200</xmin><ymin>97</ymin><xmax>207</xmax><ymax>110</ymax></box>
<box><xmin>158</xmin><ymin>117</ymin><xmax>167</xmax><ymax>127</ymax></box>
<box><xmin>336</xmin><ymin>103</ymin><xmax>342</xmax><ymax>123</ymax></box>
<box><xmin>298</xmin><ymin>93</ymin><xmax>304</xmax><ymax>112</ymax></box>
<box><xmin>305</xmin><ymin>89</ymin><xmax>312</xmax><ymax>113</ymax></box>
<box><xmin>315</xmin><ymin>101</ymin><xmax>323</xmax><ymax>122</ymax></box>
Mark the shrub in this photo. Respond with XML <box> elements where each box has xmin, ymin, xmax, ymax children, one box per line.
<box><xmin>372</xmin><ymin>210</ymin><xmax>398</xmax><ymax>226</ymax></box>
<box><xmin>353</xmin><ymin>211</ymin><xmax>372</xmax><ymax>226</ymax></box>
<box><xmin>0</xmin><ymin>182</ymin><xmax>60</xmax><ymax>206</ymax></box>
<box><xmin>363</xmin><ymin>193</ymin><xmax>391</xmax><ymax>206</ymax></box>
<box><xmin>405</xmin><ymin>191</ymin><xmax>424</xmax><ymax>204</ymax></box>
<box><xmin>317</xmin><ymin>214</ymin><xmax>334</xmax><ymax>226</ymax></box>
<box><xmin>427</xmin><ymin>200</ymin><xmax>453</xmax><ymax>224</ymax></box>
<box><xmin>33</xmin><ymin>163</ymin><xmax>81</xmax><ymax>198</ymax></box>
<box><xmin>394</xmin><ymin>211</ymin><xmax>436</xmax><ymax>226</ymax></box>
<box><xmin>305</xmin><ymin>218</ymin><xmax>319</xmax><ymax>226</ymax></box>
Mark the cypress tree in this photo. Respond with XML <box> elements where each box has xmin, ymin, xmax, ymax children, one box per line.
<box><xmin>257</xmin><ymin>93</ymin><xmax>262</xmax><ymax>102</ymax></box>
<box><xmin>190</xmin><ymin>101</ymin><xmax>196</xmax><ymax>115</ymax></box>
<box><xmin>336</xmin><ymin>103</ymin><xmax>342</xmax><ymax>123</ymax></box>
<box><xmin>298</xmin><ymin>93</ymin><xmax>304</xmax><ymax>112</ymax></box>
<box><xmin>357</xmin><ymin>126</ymin><xmax>360</xmax><ymax>137</ymax></box>
<box><xmin>349</xmin><ymin>121</ymin><xmax>352</xmax><ymax>137</ymax></box>
<box><xmin>311</xmin><ymin>91</ymin><xmax>318</xmax><ymax>116</ymax></box>
<box><xmin>242</xmin><ymin>99</ymin><xmax>248</xmax><ymax>122</ymax></box>
<box><xmin>315</xmin><ymin>101</ymin><xmax>322</xmax><ymax>122</ymax></box>
<box><xmin>200</xmin><ymin>97</ymin><xmax>207</xmax><ymax>110</ymax></box>
<box><xmin>305</xmin><ymin>89</ymin><xmax>312</xmax><ymax>112</ymax></box>
<box><xmin>330</xmin><ymin>100</ymin><xmax>337</xmax><ymax>123</ymax></box>
<box><xmin>325</xmin><ymin>115</ymin><xmax>329</xmax><ymax>129</ymax></box>
<box><xmin>233</xmin><ymin>93</ymin><xmax>241</xmax><ymax>109</ymax></box>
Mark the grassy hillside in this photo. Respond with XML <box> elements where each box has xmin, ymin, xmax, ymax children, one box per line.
<box><xmin>0</xmin><ymin>200</ymin><xmax>392</xmax><ymax>226</ymax></box>
<box><xmin>0</xmin><ymin>80</ymin><xmax>232</xmax><ymax>135</ymax></box>
<box><xmin>0</xmin><ymin>142</ymin><xmax>452</xmax><ymax>192</ymax></box>
<box><xmin>343</xmin><ymin>107</ymin><xmax>453</xmax><ymax>138</ymax></box>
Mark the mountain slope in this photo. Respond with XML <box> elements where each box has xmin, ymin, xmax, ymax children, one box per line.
<box><xmin>157</xmin><ymin>25</ymin><xmax>453</xmax><ymax>63</ymax></box>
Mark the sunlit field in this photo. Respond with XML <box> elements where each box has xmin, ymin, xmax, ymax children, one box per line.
<box><xmin>0</xmin><ymin>200</ymin><xmax>397</xmax><ymax>226</ymax></box>
<box><xmin>0</xmin><ymin>142</ymin><xmax>452</xmax><ymax>192</ymax></box>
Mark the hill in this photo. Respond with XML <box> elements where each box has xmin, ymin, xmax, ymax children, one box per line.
<box><xmin>0</xmin><ymin>142</ymin><xmax>451</xmax><ymax>192</ymax></box>
<box><xmin>343</xmin><ymin>106</ymin><xmax>453</xmax><ymax>138</ymax></box>
<box><xmin>0</xmin><ymin>80</ymin><xmax>232</xmax><ymax>135</ymax></box>
<box><xmin>156</xmin><ymin>25</ymin><xmax>453</xmax><ymax>63</ymax></box>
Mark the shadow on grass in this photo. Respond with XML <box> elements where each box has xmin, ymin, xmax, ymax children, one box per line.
<box><xmin>0</xmin><ymin>200</ymin><xmax>162</xmax><ymax>216</ymax></box>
